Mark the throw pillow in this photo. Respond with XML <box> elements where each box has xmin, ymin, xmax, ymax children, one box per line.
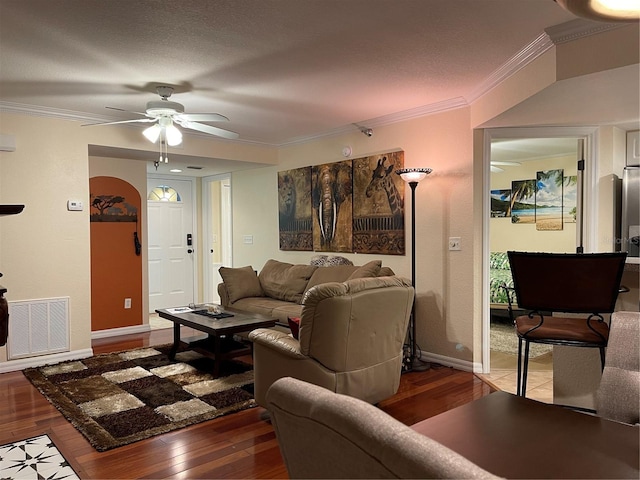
<box><xmin>259</xmin><ymin>259</ymin><xmax>317</xmax><ymax>303</ymax></box>
<box><xmin>288</xmin><ymin>317</ymin><xmax>301</xmax><ymax>340</ymax></box>
<box><xmin>347</xmin><ymin>260</ymin><xmax>382</xmax><ymax>280</ymax></box>
<box><xmin>218</xmin><ymin>266</ymin><xmax>264</xmax><ymax>304</ymax></box>
<box><xmin>310</xmin><ymin>254</ymin><xmax>329</xmax><ymax>266</ymax></box>
<box><xmin>323</xmin><ymin>255</ymin><xmax>354</xmax><ymax>266</ymax></box>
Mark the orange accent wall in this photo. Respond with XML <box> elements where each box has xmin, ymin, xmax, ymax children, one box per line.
<box><xmin>90</xmin><ymin>176</ymin><xmax>142</xmax><ymax>331</ymax></box>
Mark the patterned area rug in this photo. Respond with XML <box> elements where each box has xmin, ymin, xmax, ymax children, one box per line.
<box><xmin>490</xmin><ymin>323</ymin><xmax>553</xmax><ymax>358</ymax></box>
<box><xmin>0</xmin><ymin>434</ymin><xmax>79</xmax><ymax>480</ymax></box>
<box><xmin>23</xmin><ymin>345</ymin><xmax>255</xmax><ymax>452</ymax></box>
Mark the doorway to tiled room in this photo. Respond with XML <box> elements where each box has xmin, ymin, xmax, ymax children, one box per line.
<box><xmin>483</xmin><ymin>129</ymin><xmax>588</xmax><ymax>403</ymax></box>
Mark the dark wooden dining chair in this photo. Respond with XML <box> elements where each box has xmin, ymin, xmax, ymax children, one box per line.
<box><xmin>506</xmin><ymin>251</ymin><xmax>627</xmax><ymax>397</ymax></box>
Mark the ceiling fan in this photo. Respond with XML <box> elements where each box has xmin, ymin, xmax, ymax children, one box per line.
<box><xmin>85</xmin><ymin>85</ymin><xmax>239</xmax><ymax>143</ymax></box>
<box><xmin>490</xmin><ymin>161</ymin><xmax>521</xmax><ymax>173</ymax></box>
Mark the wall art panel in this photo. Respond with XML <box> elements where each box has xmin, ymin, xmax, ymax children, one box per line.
<box><xmin>311</xmin><ymin>161</ymin><xmax>353</xmax><ymax>252</ymax></box>
<box><xmin>278</xmin><ymin>167</ymin><xmax>313</xmax><ymax>251</ymax></box>
<box><xmin>352</xmin><ymin>152</ymin><xmax>405</xmax><ymax>255</ymax></box>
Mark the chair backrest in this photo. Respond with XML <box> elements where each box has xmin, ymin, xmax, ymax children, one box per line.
<box><xmin>597</xmin><ymin>311</ymin><xmax>640</xmax><ymax>425</ymax></box>
<box><xmin>298</xmin><ymin>276</ymin><xmax>414</xmax><ymax>372</ymax></box>
<box><xmin>507</xmin><ymin>251</ymin><xmax>627</xmax><ymax>314</ymax></box>
<box><xmin>266</xmin><ymin>377</ymin><xmax>499</xmax><ymax>479</ymax></box>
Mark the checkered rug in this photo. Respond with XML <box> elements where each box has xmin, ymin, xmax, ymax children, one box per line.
<box><xmin>23</xmin><ymin>345</ymin><xmax>255</xmax><ymax>451</ymax></box>
<box><xmin>0</xmin><ymin>434</ymin><xmax>79</xmax><ymax>479</ymax></box>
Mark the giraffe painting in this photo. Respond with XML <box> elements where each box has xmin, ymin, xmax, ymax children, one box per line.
<box><xmin>365</xmin><ymin>156</ymin><xmax>404</xmax><ymax>228</ymax></box>
<box><xmin>352</xmin><ymin>151</ymin><xmax>405</xmax><ymax>255</ymax></box>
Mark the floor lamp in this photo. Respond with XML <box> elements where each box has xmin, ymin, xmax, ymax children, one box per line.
<box><xmin>396</xmin><ymin>167</ymin><xmax>432</xmax><ymax>372</ymax></box>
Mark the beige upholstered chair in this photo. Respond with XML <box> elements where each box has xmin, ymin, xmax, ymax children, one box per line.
<box><xmin>266</xmin><ymin>377</ymin><xmax>499</xmax><ymax>479</ymax></box>
<box><xmin>249</xmin><ymin>276</ymin><xmax>414</xmax><ymax>406</ymax></box>
<box><xmin>596</xmin><ymin>311</ymin><xmax>640</xmax><ymax>425</ymax></box>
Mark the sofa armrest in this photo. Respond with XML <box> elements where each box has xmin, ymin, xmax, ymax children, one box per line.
<box><xmin>249</xmin><ymin>328</ymin><xmax>306</xmax><ymax>359</ymax></box>
<box><xmin>217</xmin><ymin>282</ymin><xmax>230</xmax><ymax>307</ymax></box>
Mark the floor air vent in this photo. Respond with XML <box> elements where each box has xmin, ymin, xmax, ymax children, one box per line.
<box><xmin>7</xmin><ymin>297</ymin><xmax>70</xmax><ymax>360</ymax></box>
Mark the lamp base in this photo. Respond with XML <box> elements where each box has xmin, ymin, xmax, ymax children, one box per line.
<box><xmin>409</xmin><ymin>357</ymin><xmax>431</xmax><ymax>372</ymax></box>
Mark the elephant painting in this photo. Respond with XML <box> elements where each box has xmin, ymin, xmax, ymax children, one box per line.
<box><xmin>311</xmin><ymin>160</ymin><xmax>353</xmax><ymax>252</ymax></box>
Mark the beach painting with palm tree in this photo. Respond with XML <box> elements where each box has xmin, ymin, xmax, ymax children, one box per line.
<box><xmin>490</xmin><ymin>189</ymin><xmax>511</xmax><ymax>217</ymax></box>
<box><xmin>510</xmin><ymin>179</ymin><xmax>536</xmax><ymax>224</ymax></box>
<box><xmin>563</xmin><ymin>175</ymin><xmax>577</xmax><ymax>223</ymax></box>
<box><xmin>535</xmin><ymin>169</ymin><xmax>564</xmax><ymax>231</ymax></box>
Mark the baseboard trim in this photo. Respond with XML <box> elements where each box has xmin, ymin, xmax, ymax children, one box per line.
<box><xmin>420</xmin><ymin>351</ymin><xmax>484</xmax><ymax>373</ymax></box>
<box><xmin>91</xmin><ymin>324</ymin><xmax>150</xmax><ymax>339</ymax></box>
<box><xmin>0</xmin><ymin>348</ymin><xmax>94</xmax><ymax>373</ymax></box>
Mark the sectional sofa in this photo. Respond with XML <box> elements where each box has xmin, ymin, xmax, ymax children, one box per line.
<box><xmin>217</xmin><ymin>258</ymin><xmax>395</xmax><ymax>323</ymax></box>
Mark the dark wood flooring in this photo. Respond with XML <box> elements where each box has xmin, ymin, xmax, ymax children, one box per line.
<box><xmin>0</xmin><ymin>327</ymin><xmax>494</xmax><ymax>479</ymax></box>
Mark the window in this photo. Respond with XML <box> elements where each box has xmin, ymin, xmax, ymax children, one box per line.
<box><xmin>148</xmin><ymin>185</ymin><xmax>181</xmax><ymax>202</ymax></box>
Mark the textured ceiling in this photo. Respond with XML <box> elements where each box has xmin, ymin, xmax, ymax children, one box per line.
<box><xmin>0</xmin><ymin>0</ymin><xmax>581</xmax><ymax>147</ymax></box>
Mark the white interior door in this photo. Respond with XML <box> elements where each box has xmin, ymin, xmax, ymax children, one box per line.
<box><xmin>147</xmin><ymin>177</ymin><xmax>196</xmax><ymax>311</ymax></box>
<box><xmin>203</xmin><ymin>174</ymin><xmax>232</xmax><ymax>303</ymax></box>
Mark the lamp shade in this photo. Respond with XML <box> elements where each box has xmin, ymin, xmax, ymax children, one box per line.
<box><xmin>143</xmin><ymin>124</ymin><xmax>161</xmax><ymax>143</ymax></box>
<box><xmin>165</xmin><ymin>124</ymin><xmax>183</xmax><ymax>146</ymax></box>
<box><xmin>396</xmin><ymin>168</ymin><xmax>433</xmax><ymax>183</ymax></box>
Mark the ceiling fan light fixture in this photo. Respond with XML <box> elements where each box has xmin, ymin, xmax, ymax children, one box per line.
<box><xmin>165</xmin><ymin>124</ymin><xmax>182</xmax><ymax>146</ymax></box>
<box><xmin>555</xmin><ymin>0</ymin><xmax>640</xmax><ymax>22</ymax></box>
<box><xmin>143</xmin><ymin>124</ymin><xmax>161</xmax><ymax>143</ymax></box>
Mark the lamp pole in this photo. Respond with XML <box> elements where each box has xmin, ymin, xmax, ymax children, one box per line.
<box><xmin>396</xmin><ymin>167</ymin><xmax>432</xmax><ymax>372</ymax></box>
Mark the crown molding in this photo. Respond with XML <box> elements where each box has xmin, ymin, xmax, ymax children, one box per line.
<box><xmin>544</xmin><ymin>18</ymin><xmax>623</xmax><ymax>44</ymax></box>
<box><xmin>466</xmin><ymin>32</ymin><xmax>556</xmax><ymax>103</ymax></box>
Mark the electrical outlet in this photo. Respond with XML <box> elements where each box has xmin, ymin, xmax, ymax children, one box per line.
<box><xmin>448</xmin><ymin>237</ymin><xmax>461</xmax><ymax>251</ymax></box>
<box><xmin>124</xmin><ymin>298</ymin><xmax>132</xmax><ymax>309</ymax></box>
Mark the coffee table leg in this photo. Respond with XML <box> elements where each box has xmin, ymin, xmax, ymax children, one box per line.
<box><xmin>169</xmin><ymin>322</ymin><xmax>180</xmax><ymax>360</ymax></box>
<box><xmin>213</xmin><ymin>334</ymin><xmax>221</xmax><ymax>377</ymax></box>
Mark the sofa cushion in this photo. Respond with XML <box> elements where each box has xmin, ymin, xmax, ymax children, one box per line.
<box><xmin>218</xmin><ymin>265</ymin><xmax>264</xmax><ymax>303</ymax></box>
<box><xmin>305</xmin><ymin>265</ymin><xmax>359</xmax><ymax>293</ymax></box>
<box><xmin>347</xmin><ymin>260</ymin><xmax>382</xmax><ymax>280</ymax></box>
<box><xmin>379</xmin><ymin>266</ymin><xmax>395</xmax><ymax>277</ymax></box>
<box><xmin>259</xmin><ymin>259</ymin><xmax>317</xmax><ymax>303</ymax></box>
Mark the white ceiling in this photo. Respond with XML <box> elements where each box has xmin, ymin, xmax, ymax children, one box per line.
<box><xmin>0</xmin><ymin>1</ymin><xmax>637</xmax><ymax>176</ymax></box>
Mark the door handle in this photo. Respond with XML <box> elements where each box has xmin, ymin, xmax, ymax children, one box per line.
<box><xmin>187</xmin><ymin>249</ymin><xmax>193</xmax><ymax>254</ymax></box>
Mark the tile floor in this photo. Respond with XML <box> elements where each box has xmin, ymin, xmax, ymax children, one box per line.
<box><xmin>478</xmin><ymin>350</ymin><xmax>553</xmax><ymax>403</ymax></box>
<box><xmin>0</xmin><ymin>435</ymin><xmax>79</xmax><ymax>480</ymax></box>
<box><xmin>149</xmin><ymin>313</ymin><xmax>173</xmax><ymax>330</ymax></box>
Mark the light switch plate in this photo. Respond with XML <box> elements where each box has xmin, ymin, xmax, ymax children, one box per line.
<box><xmin>449</xmin><ymin>237</ymin><xmax>461</xmax><ymax>251</ymax></box>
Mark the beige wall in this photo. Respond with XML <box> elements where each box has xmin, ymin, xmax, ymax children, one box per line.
<box><xmin>0</xmin><ymin>115</ymin><xmax>92</xmax><ymax>360</ymax></box>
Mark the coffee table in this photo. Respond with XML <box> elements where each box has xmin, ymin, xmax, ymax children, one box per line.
<box><xmin>156</xmin><ymin>306</ymin><xmax>276</xmax><ymax>377</ymax></box>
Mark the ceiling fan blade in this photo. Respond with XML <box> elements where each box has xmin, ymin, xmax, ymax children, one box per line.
<box><xmin>490</xmin><ymin>165</ymin><xmax>504</xmax><ymax>173</ymax></box>
<box><xmin>105</xmin><ymin>106</ymin><xmax>149</xmax><ymax>116</ymax></box>
<box><xmin>82</xmin><ymin>118</ymin><xmax>157</xmax><ymax>127</ymax></box>
<box><xmin>175</xmin><ymin>113</ymin><xmax>230</xmax><ymax>122</ymax></box>
<box><xmin>178</xmin><ymin>120</ymin><xmax>239</xmax><ymax>139</ymax></box>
